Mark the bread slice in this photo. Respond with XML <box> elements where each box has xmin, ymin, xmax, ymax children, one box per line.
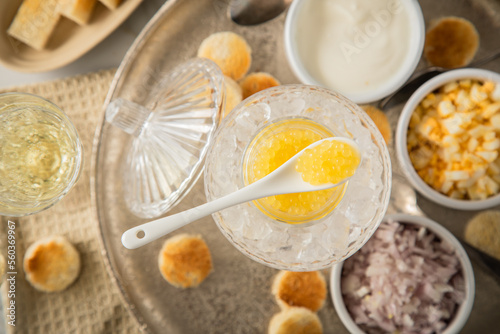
<box><xmin>424</xmin><ymin>16</ymin><xmax>479</xmax><ymax>69</ymax></box>
<box><xmin>361</xmin><ymin>105</ymin><xmax>392</xmax><ymax>144</ymax></box>
<box><xmin>272</xmin><ymin>270</ymin><xmax>327</xmax><ymax>312</ymax></box>
<box><xmin>465</xmin><ymin>210</ymin><xmax>500</xmax><ymax>260</ymax></box>
<box><xmin>198</xmin><ymin>31</ymin><xmax>252</xmax><ymax>81</ymax></box>
<box><xmin>23</xmin><ymin>235</ymin><xmax>81</xmax><ymax>292</ymax></box>
<box><xmin>268</xmin><ymin>307</ymin><xmax>323</xmax><ymax>334</ymax></box>
<box><xmin>158</xmin><ymin>234</ymin><xmax>213</xmax><ymax>288</ymax></box>
<box><xmin>61</xmin><ymin>0</ymin><xmax>98</xmax><ymax>25</ymax></box>
<box><xmin>99</xmin><ymin>0</ymin><xmax>123</xmax><ymax>10</ymax></box>
<box><xmin>239</xmin><ymin>72</ymin><xmax>280</xmax><ymax>99</ymax></box>
<box><xmin>7</xmin><ymin>0</ymin><xmax>61</xmax><ymax>50</ymax></box>
<box><xmin>223</xmin><ymin>75</ymin><xmax>243</xmax><ymax>117</ymax></box>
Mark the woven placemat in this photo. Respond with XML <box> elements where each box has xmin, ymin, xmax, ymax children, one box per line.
<box><xmin>0</xmin><ymin>70</ymin><xmax>140</xmax><ymax>334</ymax></box>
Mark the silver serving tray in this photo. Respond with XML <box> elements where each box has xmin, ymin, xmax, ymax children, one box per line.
<box><xmin>91</xmin><ymin>0</ymin><xmax>500</xmax><ymax>332</ymax></box>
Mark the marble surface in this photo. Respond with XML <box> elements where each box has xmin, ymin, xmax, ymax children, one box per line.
<box><xmin>0</xmin><ymin>0</ymin><xmax>167</xmax><ymax>89</ymax></box>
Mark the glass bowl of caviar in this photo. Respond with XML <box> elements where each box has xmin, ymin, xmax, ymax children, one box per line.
<box><xmin>204</xmin><ymin>85</ymin><xmax>392</xmax><ymax>271</ymax></box>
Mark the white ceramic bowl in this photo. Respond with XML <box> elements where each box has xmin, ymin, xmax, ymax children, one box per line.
<box><xmin>396</xmin><ymin>68</ymin><xmax>500</xmax><ymax>210</ymax></box>
<box><xmin>331</xmin><ymin>213</ymin><xmax>475</xmax><ymax>334</ymax></box>
<box><xmin>284</xmin><ymin>0</ymin><xmax>425</xmax><ymax>104</ymax></box>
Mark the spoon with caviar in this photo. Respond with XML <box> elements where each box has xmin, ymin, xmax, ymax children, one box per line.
<box><xmin>121</xmin><ymin>137</ymin><xmax>361</xmax><ymax>249</ymax></box>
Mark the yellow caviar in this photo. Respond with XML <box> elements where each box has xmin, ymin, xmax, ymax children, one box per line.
<box><xmin>244</xmin><ymin>119</ymin><xmax>346</xmax><ymax>223</ymax></box>
<box><xmin>296</xmin><ymin>140</ymin><xmax>361</xmax><ymax>185</ymax></box>
<box><xmin>251</xmin><ymin>129</ymin><xmax>322</xmax><ymax>179</ymax></box>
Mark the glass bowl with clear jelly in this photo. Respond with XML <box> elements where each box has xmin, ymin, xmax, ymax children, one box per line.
<box><xmin>204</xmin><ymin>85</ymin><xmax>392</xmax><ymax>271</ymax></box>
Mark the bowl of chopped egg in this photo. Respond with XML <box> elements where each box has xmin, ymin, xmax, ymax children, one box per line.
<box><xmin>331</xmin><ymin>213</ymin><xmax>475</xmax><ymax>334</ymax></box>
<box><xmin>396</xmin><ymin>68</ymin><xmax>500</xmax><ymax>210</ymax></box>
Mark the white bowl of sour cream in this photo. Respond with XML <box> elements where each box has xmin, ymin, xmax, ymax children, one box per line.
<box><xmin>284</xmin><ymin>0</ymin><xmax>425</xmax><ymax>104</ymax></box>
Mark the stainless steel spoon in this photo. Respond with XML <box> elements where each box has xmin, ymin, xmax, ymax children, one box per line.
<box><xmin>457</xmin><ymin>237</ymin><xmax>500</xmax><ymax>280</ymax></box>
<box><xmin>379</xmin><ymin>49</ymin><xmax>500</xmax><ymax>110</ymax></box>
<box><xmin>229</xmin><ymin>0</ymin><xmax>293</xmax><ymax>25</ymax></box>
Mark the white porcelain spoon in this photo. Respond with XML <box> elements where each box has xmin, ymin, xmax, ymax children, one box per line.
<box><xmin>121</xmin><ymin>137</ymin><xmax>360</xmax><ymax>249</ymax></box>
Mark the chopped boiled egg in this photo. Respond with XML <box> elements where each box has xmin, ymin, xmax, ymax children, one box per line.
<box><xmin>407</xmin><ymin>79</ymin><xmax>500</xmax><ymax>200</ymax></box>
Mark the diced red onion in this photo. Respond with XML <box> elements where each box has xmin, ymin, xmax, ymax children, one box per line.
<box><xmin>341</xmin><ymin>220</ymin><xmax>465</xmax><ymax>334</ymax></box>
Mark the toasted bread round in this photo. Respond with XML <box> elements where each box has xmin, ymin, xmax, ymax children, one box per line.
<box><xmin>240</xmin><ymin>72</ymin><xmax>281</xmax><ymax>99</ymax></box>
<box><xmin>465</xmin><ymin>210</ymin><xmax>500</xmax><ymax>260</ymax></box>
<box><xmin>198</xmin><ymin>31</ymin><xmax>252</xmax><ymax>81</ymax></box>
<box><xmin>268</xmin><ymin>307</ymin><xmax>323</xmax><ymax>334</ymax></box>
<box><xmin>158</xmin><ymin>234</ymin><xmax>213</xmax><ymax>288</ymax></box>
<box><xmin>361</xmin><ymin>105</ymin><xmax>392</xmax><ymax>144</ymax></box>
<box><xmin>424</xmin><ymin>16</ymin><xmax>479</xmax><ymax>69</ymax></box>
<box><xmin>272</xmin><ymin>270</ymin><xmax>327</xmax><ymax>312</ymax></box>
<box><xmin>223</xmin><ymin>75</ymin><xmax>243</xmax><ymax>117</ymax></box>
<box><xmin>23</xmin><ymin>235</ymin><xmax>81</xmax><ymax>292</ymax></box>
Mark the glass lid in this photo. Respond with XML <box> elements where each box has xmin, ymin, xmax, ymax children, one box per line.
<box><xmin>105</xmin><ymin>58</ymin><xmax>224</xmax><ymax>218</ymax></box>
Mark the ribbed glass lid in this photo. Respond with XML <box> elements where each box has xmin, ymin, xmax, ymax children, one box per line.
<box><xmin>105</xmin><ymin>58</ymin><xmax>224</xmax><ymax>218</ymax></box>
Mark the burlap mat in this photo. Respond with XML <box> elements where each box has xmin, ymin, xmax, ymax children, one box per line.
<box><xmin>0</xmin><ymin>70</ymin><xmax>140</xmax><ymax>334</ymax></box>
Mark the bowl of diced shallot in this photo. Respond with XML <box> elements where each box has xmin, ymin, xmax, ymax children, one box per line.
<box><xmin>330</xmin><ymin>213</ymin><xmax>475</xmax><ymax>334</ymax></box>
<box><xmin>396</xmin><ymin>68</ymin><xmax>500</xmax><ymax>210</ymax></box>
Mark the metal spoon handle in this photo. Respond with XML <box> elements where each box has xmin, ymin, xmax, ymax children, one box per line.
<box><xmin>378</xmin><ymin>69</ymin><xmax>442</xmax><ymax>110</ymax></box>
<box><xmin>469</xmin><ymin>49</ymin><xmax>500</xmax><ymax>68</ymax></box>
<box><xmin>379</xmin><ymin>49</ymin><xmax>500</xmax><ymax>110</ymax></box>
